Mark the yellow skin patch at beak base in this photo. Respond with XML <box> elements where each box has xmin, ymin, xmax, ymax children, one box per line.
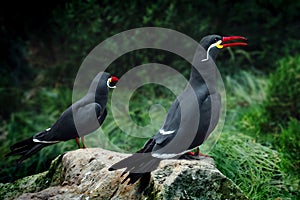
<box><xmin>216</xmin><ymin>40</ymin><xmax>223</xmax><ymax>49</ymax></box>
<box><xmin>201</xmin><ymin>40</ymin><xmax>223</xmax><ymax>62</ymax></box>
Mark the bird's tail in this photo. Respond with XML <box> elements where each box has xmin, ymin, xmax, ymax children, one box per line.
<box><xmin>109</xmin><ymin>153</ymin><xmax>161</xmax><ymax>183</ymax></box>
<box><xmin>5</xmin><ymin>134</ymin><xmax>50</xmax><ymax>164</ymax></box>
<box><xmin>108</xmin><ymin>139</ymin><xmax>161</xmax><ymax>192</ymax></box>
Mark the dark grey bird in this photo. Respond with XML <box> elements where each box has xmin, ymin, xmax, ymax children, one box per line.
<box><xmin>5</xmin><ymin>72</ymin><xmax>119</xmax><ymax>164</ymax></box>
<box><xmin>108</xmin><ymin>35</ymin><xmax>247</xmax><ymax>191</ymax></box>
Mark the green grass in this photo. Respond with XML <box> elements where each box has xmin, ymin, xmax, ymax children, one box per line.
<box><xmin>220</xmin><ymin>70</ymin><xmax>299</xmax><ymax>199</ymax></box>
<box><xmin>211</xmin><ymin>132</ymin><xmax>285</xmax><ymax>199</ymax></box>
<box><xmin>0</xmin><ymin>87</ymin><xmax>75</xmax><ymax>183</ymax></box>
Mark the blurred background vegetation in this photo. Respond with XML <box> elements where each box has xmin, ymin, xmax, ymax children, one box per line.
<box><xmin>0</xmin><ymin>0</ymin><xmax>299</xmax><ymax>199</ymax></box>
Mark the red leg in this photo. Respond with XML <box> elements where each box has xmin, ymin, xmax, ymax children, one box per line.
<box><xmin>195</xmin><ymin>147</ymin><xmax>200</xmax><ymax>155</ymax></box>
<box><xmin>187</xmin><ymin>147</ymin><xmax>211</xmax><ymax>157</ymax></box>
<box><xmin>194</xmin><ymin>147</ymin><xmax>211</xmax><ymax>157</ymax></box>
<box><xmin>75</xmin><ymin>137</ymin><xmax>81</xmax><ymax>148</ymax></box>
<box><xmin>180</xmin><ymin>147</ymin><xmax>211</xmax><ymax>160</ymax></box>
<box><xmin>81</xmin><ymin>136</ymin><xmax>86</xmax><ymax>149</ymax></box>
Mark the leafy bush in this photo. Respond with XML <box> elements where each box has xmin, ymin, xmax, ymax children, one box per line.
<box><xmin>265</xmin><ymin>56</ymin><xmax>300</xmax><ymax>127</ymax></box>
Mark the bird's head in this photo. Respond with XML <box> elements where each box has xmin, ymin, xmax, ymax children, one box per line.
<box><xmin>200</xmin><ymin>35</ymin><xmax>248</xmax><ymax>61</ymax></box>
<box><xmin>107</xmin><ymin>75</ymin><xmax>119</xmax><ymax>88</ymax></box>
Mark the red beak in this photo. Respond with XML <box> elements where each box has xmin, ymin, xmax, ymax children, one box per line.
<box><xmin>221</xmin><ymin>36</ymin><xmax>248</xmax><ymax>48</ymax></box>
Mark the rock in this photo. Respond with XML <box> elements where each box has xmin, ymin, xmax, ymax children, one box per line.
<box><xmin>0</xmin><ymin>155</ymin><xmax>63</xmax><ymax>200</ymax></box>
<box><xmin>145</xmin><ymin>160</ymin><xmax>247</xmax><ymax>200</ymax></box>
<box><xmin>1</xmin><ymin>148</ymin><xmax>248</xmax><ymax>200</ymax></box>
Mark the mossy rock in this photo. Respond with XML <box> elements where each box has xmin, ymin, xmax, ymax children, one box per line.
<box><xmin>0</xmin><ymin>154</ymin><xmax>63</xmax><ymax>200</ymax></box>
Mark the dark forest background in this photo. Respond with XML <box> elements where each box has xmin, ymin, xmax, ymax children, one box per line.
<box><xmin>0</xmin><ymin>1</ymin><xmax>299</xmax><ymax>199</ymax></box>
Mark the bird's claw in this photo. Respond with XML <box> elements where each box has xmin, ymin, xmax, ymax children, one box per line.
<box><xmin>179</xmin><ymin>153</ymin><xmax>202</xmax><ymax>160</ymax></box>
<box><xmin>179</xmin><ymin>148</ymin><xmax>212</xmax><ymax>160</ymax></box>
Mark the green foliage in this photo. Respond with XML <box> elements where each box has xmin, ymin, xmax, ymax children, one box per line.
<box><xmin>279</xmin><ymin>118</ymin><xmax>300</xmax><ymax>195</ymax></box>
<box><xmin>211</xmin><ymin>132</ymin><xmax>288</xmax><ymax>199</ymax></box>
<box><xmin>238</xmin><ymin>57</ymin><xmax>300</xmax><ymax>189</ymax></box>
<box><xmin>225</xmin><ymin>70</ymin><xmax>267</xmax><ymax>109</ymax></box>
<box><xmin>0</xmin><ymin>37</ymin><xmax>31</xmax><ymax>119</ymax></box>
<box><xmin>45</xmin><ymin>0</ymin><xmax>300</xmax><ymax>82</ymax></box>
<box><xmin>0</xmin><ymin>87</ymin><xmax>74</xmax><ymax>183</ymax></box>
<box><xmin>265</xmin><ymin>56</ymin><xmax>300</xmax><ymax>126</ymax></box>
<box><xmin>0</xmin><ymin>88</ymin><xmax>23</xmax><ymax>120</ymax></box>
<box><xmin>103</xmin><ymin>85</ymin><xmax>174</xmax><ymax>153</ymax></box>
<box><xmin>222</xmin><ymin>70</ymin><xmax>268</xmax><ymax>138</ymax></box>
<box><xmin>221</xmin><ymin>68</ymin><xmax>299</xmax><ymax>198</ymax></box>
<box><xmin>279</xmin><ymin>118</ymin><xmax>300</xmax><ymax>161</ymax></box>
<box><xmin>238</xmin><ymin>115</ymin><xmax>300</xmax><ymax>198</ymax></box>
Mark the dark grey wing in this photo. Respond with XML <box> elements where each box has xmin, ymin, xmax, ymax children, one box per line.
<box><xmin>153</xmin><ymin>98</ymin><xmax>181</xmax><ymax>146</ymax></box>
<box><xmin>97</xmin><ymin>108</ymin><xmax>107</xmax><ymax>126</ymax></box>
<box><xmin>188</xmin><ymin>92</ymin><xmax>221</xmax><ymax>149</ymax></box>
<box><xmin>202</xmin><ymin>92</ymin><xmax>221</xmax><ymax>139</ymax></box>
<box><xmin>73</xmin><ymin>103</ymin><xmax>104</xmax><ymax>136</ymax></box>
<box><xmin>152</xmin><ymin>86</ymin><xmax>209</xmax><ymax>156</ymax></box>
<box><xmin>152</xmin><ymin>92</ymin><xmax>194</xmax><ymax>156</ymax></box>
<box><xmin>34</xmin><ymin>102</ymin><xmax>104</xmax><ymax>142</ymax></box>
<box><xmin>34</xmin><ymin>106</ymin><xmax>77</xmax><ymax>142</ymax></box>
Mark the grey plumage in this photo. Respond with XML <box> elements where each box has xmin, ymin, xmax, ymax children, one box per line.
<box><xmin>109</xmin><ymin>34</ymin><xmax>247</xmax><ymax>190</ymax></box>
<box><xmin>6</xmin><ymin>72</ymin><xmax>116</xmax><ymax>164</ymax></box>
<box><xmin>109</xmin><ymin>35</ymin><xmax>223</xmax><ymax>184</ymax></box>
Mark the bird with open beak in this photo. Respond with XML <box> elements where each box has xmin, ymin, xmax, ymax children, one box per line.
<box><xmin>108</xmin><ymin>35</ymin><xmax>247</xmax><ymax>192</ymax></box>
